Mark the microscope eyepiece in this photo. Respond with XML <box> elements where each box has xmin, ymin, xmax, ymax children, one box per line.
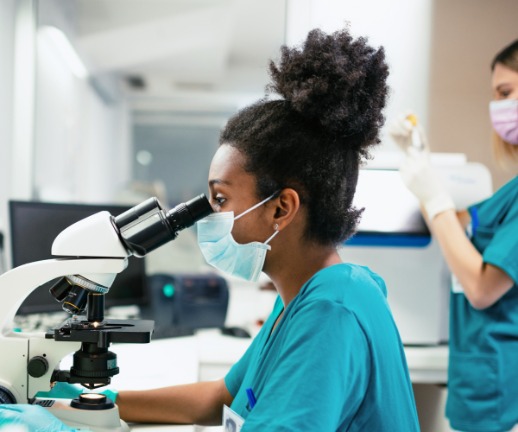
<box><xmin>113</xmin><ymin>194</ymin><xmax>213</xmax><ymax>258</ymax></box>
<box><xmin>166</xmin><ymin>194</ymin><xmax>214</xmax><ymax>233</ymax></box>
<box><xmin>185</xmin><ymin>194</ymin><xmax>214</xmax><ymax>220</ymax></box>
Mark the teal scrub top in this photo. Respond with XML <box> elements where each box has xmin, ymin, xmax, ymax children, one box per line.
<box><xmin>446</xmin><ymin>175</ymin><xmax>518</xmax><ymax>432</ymax></box>
<box><xmin>225</xmin><ymin>263</ymin><xmax>420</xmax><ymax>431</ymax></box>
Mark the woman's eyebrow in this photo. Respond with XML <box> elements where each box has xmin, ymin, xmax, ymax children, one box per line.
<box><xmin>496</xmin><ymin>83</ymin><xmax>512</xmax><ymax>91</ymax></box>
<box><xmin>209</xmin><ymin>179</ymin><xmax>231</xmax><ymax>186</ymax></box>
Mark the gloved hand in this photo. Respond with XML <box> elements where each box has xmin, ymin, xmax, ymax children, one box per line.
<box><xmin>36</xmin><ymin>382</ymin><xmax>82</xmax><ymax>400</ymax></box>
<box><xmin>389</xmin><ymin>111</ymin><xmax>429</xmax><ymax>152</ymax></box>
<box><xmin>0</xmin><ymin>404</ymin><xmax>82</xmax><ymax>432</ymax></box>
<box><xmin>399</xmin><ymin>147</ymin><xmax>455</xmax><ymax>220</ymax></box>
<box><xmin>36</xmin><ymin>382</ymin><xmax>118</xmax><ymax>403</ymax></box>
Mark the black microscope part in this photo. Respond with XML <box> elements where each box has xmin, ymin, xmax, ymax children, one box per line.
<box><xmin>62</xmin><ymin>285</ymin><xmax>88</xmax><ymax>314</ymax></box>
<box><xmin>33</xmin><ymin>399</ymin><xmax>55</xmax><ymax>407</ymax></box>
<box><xmin>87</xmin><ymin>293</ymin><xmax>105</xmax><ymax>322</ymax></box>
<box><xmin>71</xmin><ymin>343</ymin><xmax>119</xmax><ymax>379</ymax></box>
<box><xmin>27</xmin><ymin>355</ymin><xmax>49</xmax><ymax>378</ymax></box>
<box><xmin>47</xmin><ymin>317</ymin><xmax>153</xmax><ymax>389</ymax></box>
<box><xmin>0</xmin><ymin>386</ymin><xmax>16</xmax><ymax>404</ymax></box>
<box><xmin>112</xmin><ymin>197</ymin><xmax>163</xmax><ymax>228</ymax></box>
<box><xmin>113</xmin><ymin>194</ymin><xmax>213</xmax><ymax>258</ymax></box>
<box><xmin>70</xmin><ymin>393</ymin><xmax>114</xmax><ymax>410</ymax></box>
<box><xmin>166</xmin><ymin>194</ymin><xmax>213</xmax><ymax>233</ymax></box>
<box><xmin>52</xmin><ymin>343</ymin><xmax>120</xmax><ymax>390</ymax></box>
<box><xmin>50</xmin><ymin>277</ymin><xmax>73</xmax><ymax>302</ymax></box>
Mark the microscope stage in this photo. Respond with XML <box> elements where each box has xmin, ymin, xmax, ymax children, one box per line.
<box><xmin>45</xmin><ymin>318</ymin><xmax>154</xmax><ymax>345</ymax></box>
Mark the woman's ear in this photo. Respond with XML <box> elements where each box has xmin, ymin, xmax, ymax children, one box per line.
<box><xmin>272</xmin><ymin>189</ymin><xmax>300</xmax><ymax>230</ymax></box>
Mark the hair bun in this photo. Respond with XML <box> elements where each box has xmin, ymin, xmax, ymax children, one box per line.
<box><xmin>268</xmin><ymin>28</ymin><xmax>389</xmax><ymax>147</ymax></box>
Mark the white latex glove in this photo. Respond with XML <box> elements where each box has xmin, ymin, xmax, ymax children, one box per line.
<box><xmin>389</xmin><ymin>111</ymin><xmax>429</xmax><ymax>152</ymax></box>
<box><xmin>400</xmin><ymin>147</ymin><xmax>455</xmax><ymax>221</ymax></box>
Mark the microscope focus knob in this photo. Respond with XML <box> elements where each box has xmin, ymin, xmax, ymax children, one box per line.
<box><xmin>28</xmin><ymin>356</ymin><xmax>49</xmax><ymax>378</ymax></box>
<box><xmin>0</xmin><ymin>386</ymin><xmax>16</xmax><ymax>404</ymax></box>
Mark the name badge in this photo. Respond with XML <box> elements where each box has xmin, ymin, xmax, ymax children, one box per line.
<box><xmin>223</xmin><ymin>405</ymin><xmax>245</xmax><ymax>432</ymax></box>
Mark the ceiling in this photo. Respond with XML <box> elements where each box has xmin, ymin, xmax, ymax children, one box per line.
<box><xmin>65</xmin><ymin>0</ymin><xmax>287</xmax><ymax>110</ymax></box>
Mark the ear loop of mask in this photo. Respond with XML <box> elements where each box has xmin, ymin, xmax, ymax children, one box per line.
<box><xmin>233</xmin><ymin>192</ymin><xmax>281</xmax><ymax>245</ymax></box>
<box><xmin>264</xmin><ymin>223</ymin><xmax>280</xmax><ymax>245</ymax></box>
<box><xmin>234</xmin><ymin>192</ymin><xmax>279</xmax><ymax>221</ymax></box>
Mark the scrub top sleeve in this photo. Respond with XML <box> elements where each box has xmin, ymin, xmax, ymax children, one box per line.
<box><xmin>482</xmin><ymin>211</ymin><xmax>518</xmax><ymax>285</ymax></box>
<box><xmin>242</xmin><ymin>300</ymin><xmax>370</xmax><ymax>432</ymax></box>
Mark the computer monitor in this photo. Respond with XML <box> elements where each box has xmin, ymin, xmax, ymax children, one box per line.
<box><xmin>10</xmin><ymin>201</ymin><xmax>148</xmax><ymax>315</ymax></box>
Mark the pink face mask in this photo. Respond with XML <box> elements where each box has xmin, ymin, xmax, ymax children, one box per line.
<box><xmin>489</xmin><ymin>99</ymin><xmax>518</xmax><ymax>145</ymax></box>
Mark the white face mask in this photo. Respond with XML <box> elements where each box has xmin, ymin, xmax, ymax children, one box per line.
<box><xmin>197</xmin><ymin>193</ymin><xmax>279</xmax><ymax>283</ymax></box>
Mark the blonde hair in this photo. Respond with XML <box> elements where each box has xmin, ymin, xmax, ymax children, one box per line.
<box><xmin>491</xmin><ymin>39</ymin><xmax>518</xmax><ymax>167</ymax></box>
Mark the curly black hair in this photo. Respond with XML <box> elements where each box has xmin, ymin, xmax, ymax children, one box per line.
<box><xmin>220</xmin><ymin>28</ymin><xmax>389</xmax><ymax>246</ymax></box>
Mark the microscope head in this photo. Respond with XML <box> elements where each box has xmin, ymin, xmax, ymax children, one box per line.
<box><xmin>49</xmin><ymin>194</ymin><xmax>213</xmax><ymax>316</ymax></box>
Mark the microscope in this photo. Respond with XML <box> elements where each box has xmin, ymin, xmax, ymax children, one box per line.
<box><xmin>0</xmin><ymin>195</ymin><xmax>213</xmax><ymax>431</ymax></box>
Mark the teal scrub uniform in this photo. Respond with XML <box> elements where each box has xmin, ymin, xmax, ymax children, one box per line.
<box><xmin>446</xmin><ymin>175</ymin><xmax>518</xmax><ymax>432</ymax></box>
<box><xmin>225</xmin><ymin>263</ymin><xmax>420</xmax><ymax>431</ymax></box>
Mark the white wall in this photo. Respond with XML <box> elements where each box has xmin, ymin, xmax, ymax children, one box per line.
<box><xmin>0</xmin><ymin>0</ymin><xmax>16</xmax><ymax>268</ymax></box>
<box><xmin>0</xmin><ymin>0</ymin><xmax>132</xmax><ymax>269</ymax></box>
<box><xmin>33</xmin><ymin>8</ymin><xmax>132</xmax><ymax>204</ymax></box>
<box><xmin>286</xmin><ymin>0</ymin><xmax>434</xmax><ymax>151</ymax></box>
<box><xmin>33</xmin><ymin>34</ymin><xmax>131</xmax><ymax>203</ymax></box>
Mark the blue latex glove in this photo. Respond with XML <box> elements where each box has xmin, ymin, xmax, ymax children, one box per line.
<box><xmin>36</xmin><ymin>383</ymin><xmax>118</xmax><ymax>403</ymax></box>
<box><xmin>0</xmin><ymin>404</ymin><xmax>81</xmax><ymax>431</ymax></box>
<box><xmin>35</xmin><ymin>382</ymin><xmax>82</xmax><ymax>400</ymax></box>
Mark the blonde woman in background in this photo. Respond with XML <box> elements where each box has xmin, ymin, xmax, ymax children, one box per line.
<box><xmin>391</xmin><ymin>40</ymin><xmax>518</xmax><ymax>432</ymax></box>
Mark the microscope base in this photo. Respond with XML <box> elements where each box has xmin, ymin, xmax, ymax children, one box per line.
<box><xmin>36</xmin><ymin>398</ymin><xmax>130</xmax><ymax>432</ymax></box>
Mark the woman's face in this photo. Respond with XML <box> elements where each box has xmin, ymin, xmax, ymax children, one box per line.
<box><xmin>207</xmin><ymin>144</ymin><xmax>277</xmax><ymax>245</ymax></box>
<box><xmin>492</xmin><ymin>62</ymin><xmax>518</xmax><ymax>100</ymax></box>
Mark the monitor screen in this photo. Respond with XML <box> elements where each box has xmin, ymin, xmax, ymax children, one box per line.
<box><xmin>10</xmin><ymin>201</ymin><xmax>148</xmax><ymax>315</ymax></box>
<box><xmin>353</xmin><ymin>169</ymin><xmax>430</xmax><ymax>235</ymax></box>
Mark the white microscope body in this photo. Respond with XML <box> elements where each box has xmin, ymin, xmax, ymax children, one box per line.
<box><xmin>0</xmin><ymin>195</ymin><xmax>213</xmax><ymax>431</ymax></box>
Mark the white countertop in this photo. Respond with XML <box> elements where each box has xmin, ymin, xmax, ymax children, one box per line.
<box><xmin>404</xmin><ymin>345</ymin><xmax>449</xmax><ymax>384</ymax></box>
<box><xmin>106</xmin><ymin>338</ymin><xmax>200</xmax><ymax>432</ymax></box>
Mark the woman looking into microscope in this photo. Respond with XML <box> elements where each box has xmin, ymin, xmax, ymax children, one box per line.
<box><xmin>0</xmin><ymin>28</ymin><xmax>420</xmax><ymax>432</ymax></box>
<box><xmin>116</xmin><ymin>28</ymin><xmax>420</xmax><ymax>431</ymax></box>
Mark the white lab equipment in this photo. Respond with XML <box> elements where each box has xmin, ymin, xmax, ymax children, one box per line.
<box><xmin>0</xmin><ymin>196</ymin><xmax>212</xmax><ymax>431</ymax></box>
<box><xmin>338</xmin><ymin>154</ymin><xmax>492</xmax><ymax>345</ymax></box>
